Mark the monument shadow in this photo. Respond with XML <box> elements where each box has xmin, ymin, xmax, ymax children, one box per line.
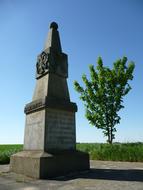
<box><xmin>51</xmin><ymin>168</ymin><xmax>143</xmax><ymax>182</ymax></box>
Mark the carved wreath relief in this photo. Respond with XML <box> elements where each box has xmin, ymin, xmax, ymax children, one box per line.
<box><xmin>36</xmin><ymin>52</ymin><xmax>49</xmax><ymax>75</ymax></box>
<box><xmin>36</xmin><ymin>51</ymin><xmax>68</xmax><ymax>79</ymax></box>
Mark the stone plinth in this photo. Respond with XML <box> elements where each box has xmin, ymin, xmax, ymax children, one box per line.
<box><xmin>10</xmin><ymin>150</ymin><xmax>89</xmax><ymax>179</ymax></box>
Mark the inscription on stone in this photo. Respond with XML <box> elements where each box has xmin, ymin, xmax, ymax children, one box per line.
<box><xmin>24</xmin><ymin>110</ymin><xmax>45</xmax><ymax>150</ymax></box>
<box><xmin>45</xmin><ymin>109</ymin><xmax>76</xmax><ymax>150</ymax></box>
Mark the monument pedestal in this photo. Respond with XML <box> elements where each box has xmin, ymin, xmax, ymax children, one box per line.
<box><xmin>10</xmin><ymin>100</ymin><xmax>89</xmax><ymax>179</ymax></box>
<box><xmin>10</xmin><ymin>150</ymin><xmax>89</xmax><ymax>179</ymax></box>
<box><xmin>23</xmin><ymin>99</ymin><xmax>77</xmax><ymax>151</ymax></box>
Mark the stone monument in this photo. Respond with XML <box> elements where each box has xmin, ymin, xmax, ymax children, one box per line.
<box><xmin>10</xmin><ymin>22</ymin><xmax>89</xmax><ymax>179</ymax></box>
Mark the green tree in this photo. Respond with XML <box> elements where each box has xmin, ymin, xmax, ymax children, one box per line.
<box><xmin>74</xmin><ymin>57</ymin><xmax>135</xmax><ymax>144</ymax></box>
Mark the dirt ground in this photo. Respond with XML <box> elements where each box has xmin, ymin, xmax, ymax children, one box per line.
<box><xmin>0</xmin><ymin>160</ymin><xmax>143</xmax><ymax>190</ymax></box>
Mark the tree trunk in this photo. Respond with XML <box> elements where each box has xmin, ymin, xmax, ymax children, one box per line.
<box><xmin>110</xmin><ymin>127</ymin><xmax>113</xmax><ymax>144</ymax></box>
<box><xmin>107</xmin><ymin>128</ymin><xmax>111</xmax><ymax>144</ymax></box>
<box><xmin>107</xmin><ymin>127</ymin><xmax>113</xmax><ymax>144</ymax></box>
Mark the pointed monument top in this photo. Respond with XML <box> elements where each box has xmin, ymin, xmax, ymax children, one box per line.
<box><xmin>50</xmin><ymin>22</ymin><xmax>58</xmax><ymax>30</ymax></box>
<box><xmin>44</xmin><ymin>21</ymin><xmax>62</xmax><ymax>52</ymax></box>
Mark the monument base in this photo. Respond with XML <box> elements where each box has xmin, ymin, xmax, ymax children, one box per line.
<box><xmin>10</xmin><ymin>150</ymin><xmax>90</xmax><ymax>179</ymax></box>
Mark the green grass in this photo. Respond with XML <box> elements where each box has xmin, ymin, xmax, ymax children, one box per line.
<box><xmin>0</xmin><ymin>144</ymin><xmax>23</xmax><ymax>164</ymax></box>
<box><xmin>77</xmin><ymin>142</ymin><xmax>143</xmax><ymax>162</ymax></box>
<box><xmin>0</xmin><ymin>143</ymin><xmax>143</xmax><ymax>164</ymax></box>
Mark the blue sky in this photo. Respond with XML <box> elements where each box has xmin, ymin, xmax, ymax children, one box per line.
<box><xmin>0</xmin><ymin>0</ymin><xmax>143</xmax><ymax>144</ymax></box>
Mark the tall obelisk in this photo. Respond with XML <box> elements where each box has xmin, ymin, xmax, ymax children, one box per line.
<box><xmin>10</xmin><ymin>22</ymin><xmax>89</xmax><ymax>179</ymax></box>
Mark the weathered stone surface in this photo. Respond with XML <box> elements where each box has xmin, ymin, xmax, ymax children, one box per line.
<box><xmin>36</xmin><ymin>51</ymin><xmax>68</xmax><ymax>79</ymax></box>
<box><xmin>10</xmin><ymin>21</ymin><xmax>89</xmax><ymax>179</ymax></box>
<box><xmin>24</xmin><ymin>98</ymin><xmax>77</xmax><ymax>114</ymax></box>
<box><xmin>10</xmin><ymin>151</ymin><xmax>41</xmax><ymax>178</ymax></box>
<box><xmin>36</xmin><ymin>22</ymin><xmax>68</xmax><ymax>79</ymax></box>
<box><xmin>24</xmin><ymin>108</ymin><xmax>76</xmax><ymax>151</ymax></box>
<box><xmin>33</xmin><ymin>73</ymin><xmax>70</xmax><ymax>101</ymax></box>
<box><xmin>45</xmin><ymin>108</ymin><xmax>76</xmax><ymax>151</ymax></box>
<box><xmin>33</xmin><ymin>74</ymin><xmax>49</xmax><ymax>100</ymax></box>
<box><xmin>10</xmin><ymin>150</ymin><xmax>89</xmax><ymax>179</ymax></box>
<box><xmin>24</xmin><ymin>110</ymin><xmax>45</xmax><ymax>150</ymax></box>
<box><xmin>44</xmin><ymin>22</ymin><xmax>62</xmax><ymax>53</ymax></box>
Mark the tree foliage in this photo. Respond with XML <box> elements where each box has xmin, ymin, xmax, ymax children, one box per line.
<box><xmin>74</xmin><ymin>57</ymin><xmax>135</xmax><ymax>144</ymax></box>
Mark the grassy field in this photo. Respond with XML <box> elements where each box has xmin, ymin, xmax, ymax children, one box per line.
<box><xmin>0</xmin><ymin>144</ymin><xmax>23</xmax><ymax>164</ymax></box>
<box><xmin>0</xmin><ymin>143</ymin><xmax>143</xmax><ymax>164</ymax></box>
<box><xmin>77</xmin><ymin>142</ymin><xmax>143</xmax><ymax>162</ymax></box>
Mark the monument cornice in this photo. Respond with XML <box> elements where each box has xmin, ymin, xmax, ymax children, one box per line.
<box><xmin>24</xmin><ymin>97</ymin><xmax>77</xmax><ymax>114</ymax></box>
